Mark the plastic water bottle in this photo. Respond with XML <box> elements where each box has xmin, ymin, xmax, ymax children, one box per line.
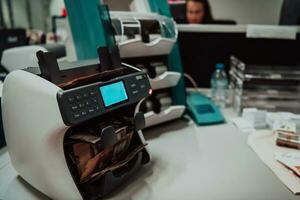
<box><xmin>211</xmin><ymin>63</ymin><xmax>228</xmax><ymax>108</ymax></box>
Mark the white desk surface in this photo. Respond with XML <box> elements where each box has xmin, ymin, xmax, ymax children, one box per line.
<box><xmin>0</xmin><ymin>109</ymin><xmax>299</xmax><ymax>200</ymax></box>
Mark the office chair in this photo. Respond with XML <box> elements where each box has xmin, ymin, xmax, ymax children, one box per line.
<box><xmin>280</xmin><ymin>0</ymin><xmax>300</xmax><ymax>25</ymax></box>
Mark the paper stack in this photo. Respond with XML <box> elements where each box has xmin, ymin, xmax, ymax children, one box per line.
<box><xmin>275</xmin><ymin>152</ymin><xmax>300</xmax><ymax>178</ymax></box>
<box><xmin>242</xmin><ymin>108</ymin><xmax>267</xmax><ymax>128</ymax></box>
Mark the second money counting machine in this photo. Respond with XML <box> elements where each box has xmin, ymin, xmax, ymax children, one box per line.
<box><xmin>2</xmin><ymin>46</ymin><xmax>151</xmax><ymax>199</ymax></box>
<box><xmin>110</xmin><ymin>11</ymin><xmax>186</xmax><ymax>128</ymax></box>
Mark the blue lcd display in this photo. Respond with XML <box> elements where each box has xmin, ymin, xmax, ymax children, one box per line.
<box><xmin>99</xmin><ymin>81</ymin><xmax>128</xmax><ymax>107</ymax></box>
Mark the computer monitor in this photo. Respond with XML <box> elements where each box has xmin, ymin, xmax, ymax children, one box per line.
<box><xmin>178</xmin><ymin>30</ymin><xmax>300</xmax><ymax>88</ymax></box>
<box><xmin>280</xmin><ymin>0</ymin><xmax>300</xmax><ymax>25</ymax></box>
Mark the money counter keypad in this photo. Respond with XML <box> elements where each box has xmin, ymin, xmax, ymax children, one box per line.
<box><xmin>68</xmin><ymin>90</ymin><xmax>101</xmax><ymax>120</ymax></box>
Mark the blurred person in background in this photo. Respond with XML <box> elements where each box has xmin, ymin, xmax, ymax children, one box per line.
<box><xmin>186</xmin><ymin>0</ymin><xmax>213</xmax><ymax>24</ymax></box>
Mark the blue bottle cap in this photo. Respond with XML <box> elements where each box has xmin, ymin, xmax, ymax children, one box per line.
<box><xmin>216</xmin><ymin>63</ymin><xmax>225</xmax><ymax>69</ymax></box>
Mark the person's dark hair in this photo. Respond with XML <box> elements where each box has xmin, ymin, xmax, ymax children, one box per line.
<box><xmin>186</xmin><ymin>0</ymin><xmax>214</xmax><ymax>23</ymax></box>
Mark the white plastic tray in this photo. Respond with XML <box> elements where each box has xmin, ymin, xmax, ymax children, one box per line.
<box><xmin>118</xmin><ymin>37</ymin><xmax>176</xmax><ymax>58</ymax></box>
<box><xmin>150</xmin><ymin>71</ymin><xmax>181</xmax><ymax>90</ymax></box>
<box><xmin>144</xmin><ymin>105</ymin><xmax>185</xmax><ymax>127</ymax></box>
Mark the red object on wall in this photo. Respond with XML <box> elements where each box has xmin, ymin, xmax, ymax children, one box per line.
<box><xmin>61</xmin><ymin>8</ymin><xmax>67</xmax><ymax>17</ymax></box>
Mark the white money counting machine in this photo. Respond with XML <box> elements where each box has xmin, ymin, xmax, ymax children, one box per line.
<box><xmin>2</xmin><ymin>46</ymin><xmax>151</xmax><ymax>199</ymax></box>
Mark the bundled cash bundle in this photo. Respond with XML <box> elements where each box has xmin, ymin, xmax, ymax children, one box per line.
<box><xmin>65</xmin><ymin>117</ymin><xmax>147</xmax><ymax>184</ymax></box>
<box><xmin>275</xmin><ymin>123</ymin><xmax>300</xmax><ymax>150</ymax></box>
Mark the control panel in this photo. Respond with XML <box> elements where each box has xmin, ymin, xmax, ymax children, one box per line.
<box><xmin>57</xmin><ymin>72</ymin><xmax>151</xmax><ymax>126</ymax></box>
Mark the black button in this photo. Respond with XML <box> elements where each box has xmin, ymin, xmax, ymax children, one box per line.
<box><xmin>78</xmin><ymin>102</ymin><xmax>85</xmax><ymax>108</ymax></box>
<box><xmin>88</xmin><ymin>108</ymin><xmax>95</xmax><ymax>113</ymax></box>
<box><xmin>95</xmin><ymin>106</ymin><xmax>100</xmax><ymax>111</ymax></box>
<box><xmin>90</xmin><ymin>91</ymin><xmax>96</xmax><ymax>96</ymax></box>
<box><xmin>132</xmin><ymin>90</ymin><xmax>139</xmax><ymax>95</ymax></box>
<box><xmin>73</xmin><ymin>113</ymin><xmax>80</xmax><ymax>119</ymax></box>
<box><xmin>92</xmin><ymin>98</ymin><xmax>98</xmax><ymax>104</ymax></box>
<box><xmin>131</xmin><ymin>83</ymin><xmax>136</xmax><ymax>88</ymax></box>
<box><xmin>75</xmin><ymin>94</ymin><xmax>82</xmax><ymax>100</ymax></box>
<box><xmin>71</xmin><ymin>105</ymin><xmax>79</xmax><ymax>111</ymax></box>
<box><xmin>85</xmin><ymin>100</ymin><xmax>91</xmax><ymax>107</ymax></box>
<box><xmin>136</xmin><ymin>75</ymin><xmax>143</xmax><ymax>80</ymax></box>
<box><xmin>81</xmin><ymin>111</ymin><xmax>87</xmax><ymax>116</ymax></box>
<box><xmin>140</xmin><ymin>84</ymin><xmax>146</xmax><ymax>89</ymax></box>
<box><xmin>83</xmin><ymin>93</ymin><xmax>89</xmax><ymax>98</ymax></box>
<box><xmin>68</xmin><ymin>96</ymin><xmax>75</xmax><ymax>103</ymax></box>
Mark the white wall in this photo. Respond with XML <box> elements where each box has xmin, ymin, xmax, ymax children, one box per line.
<box><xmin>1</xmin><ymin>0</ymin><xmax>285</xmax><ymax>29</ymax></box>
<box><xmin>50</xmin><ymin>0</ymin><xmax>65</xmax><ymax>16</ymax></box>
<box><xmin>2</xmin><ymin>0</ymin><xmax>29</xmax><ymax>28</ymax></box>
<box><xmin>13</xmin><ymin>0</ymin><xmax>30</xmax><ymax>28</ymax></box>
<box><xmin>209</xmin><ymin>0</ymin><xmax>284</xmax><ymax>25</ymax></box>
<box><xmin>30</xmin><ymin>0</ymin><xmax>51</xmax><ymax>31</ymax></box>
<box><xmin>103</xmin><ymin>0</ymin><xmax>284</xmax><ymax>25</ymax></box>
<box><xmin>48</xmin><ymin>0</ymin><xmax>285</xmax><ymax>25</ymax></box>
<box><xmin>49</xmin><ymin>0</ymin><xmax>132</xmax><ymax>14</ymax></box>
<box><xmin>2</xmin><ymin>0</ymin><xmax>52</xmax><ymax>31</ymax></box>
<box><xmin>102</xmin><ymin>0</ymin><xmax>132</xmax><ymax>11</ymax></box>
